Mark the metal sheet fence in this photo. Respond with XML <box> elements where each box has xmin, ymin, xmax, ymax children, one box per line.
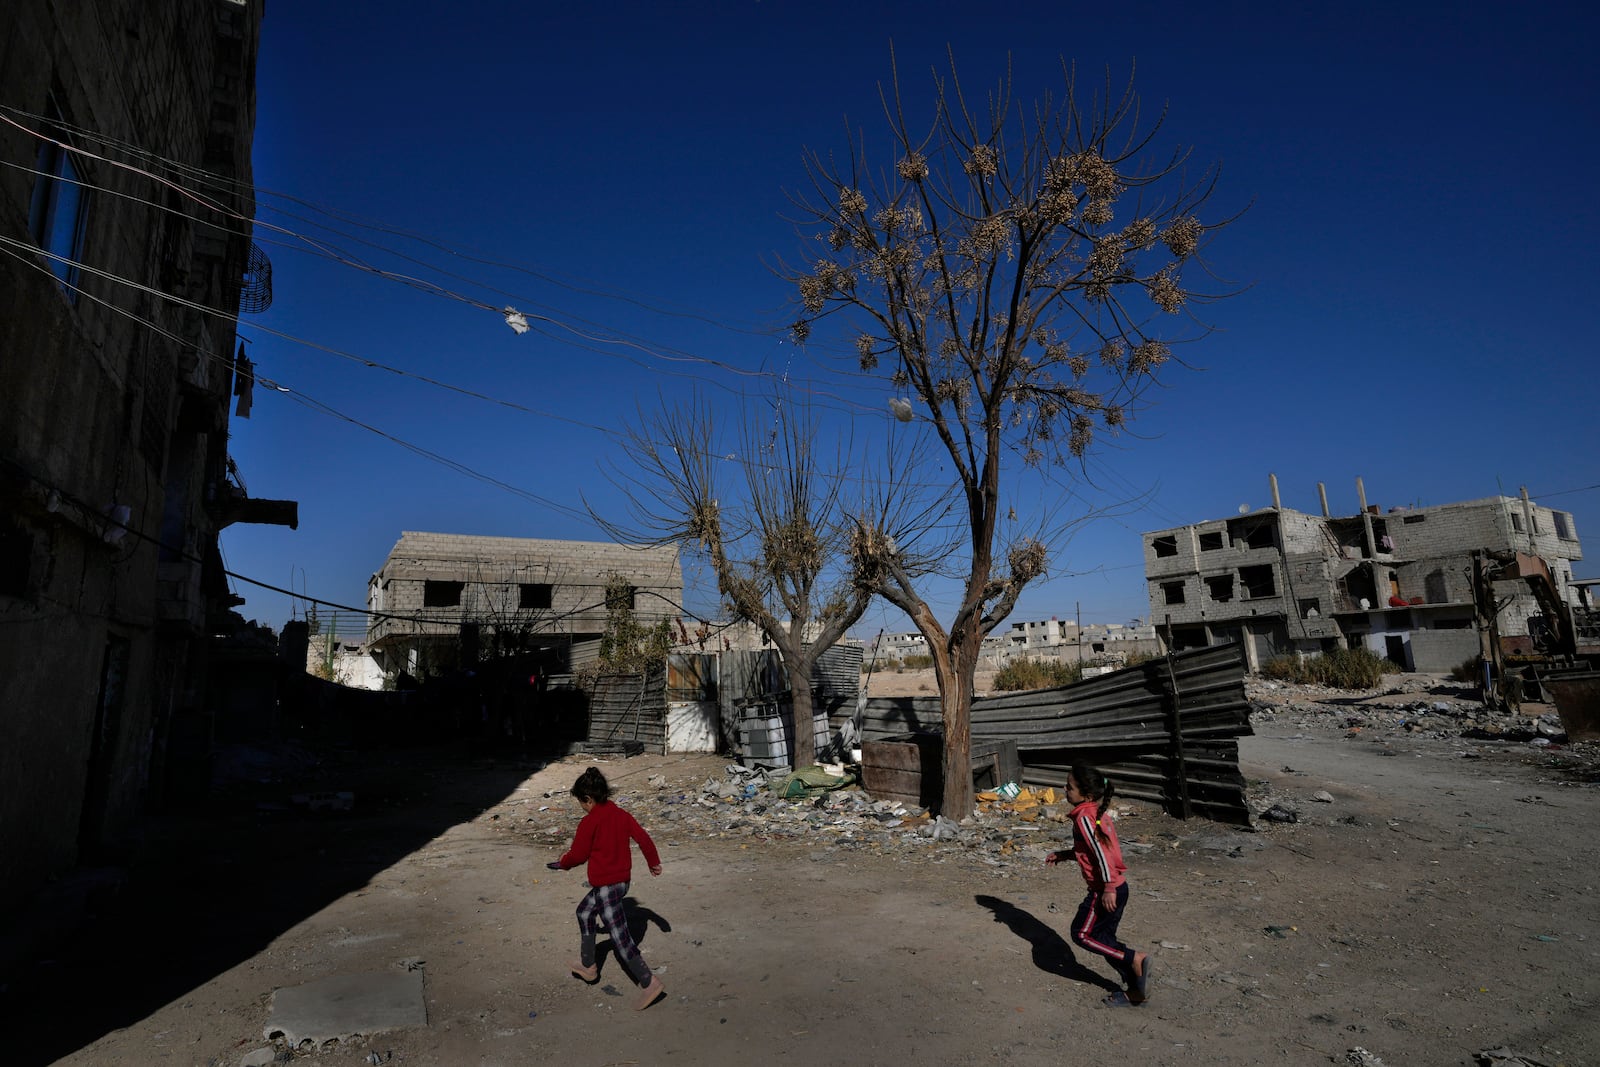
<box><xmin>859</xmin><ymin>644</ymin><xmax>1254</xmax><ymax>824</ymax></box>
<box><xmin>587</xmin><ymin>665</ymin><xmax>667</xmax><ymax>754</ymax></box>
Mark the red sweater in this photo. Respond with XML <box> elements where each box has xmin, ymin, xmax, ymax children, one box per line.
<box><xmin>1068</xmin><ymin>799</ymin><xmax>1127</xmax><ymax>892</ymax></box>
<box><xmin>558</xmin><ymin>800</ymin><xmax>660</xmax><ymax>887</ymax></box>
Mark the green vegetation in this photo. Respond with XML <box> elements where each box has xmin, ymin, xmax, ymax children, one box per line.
<box><xmin>1259</xmin><ymin>647</ymin><xmax>1397</xmax><ymax>689</ymax></box>
<box><xmin>595</xmin><ymin>574</ymin><xmax>672</xmax><ymax>675</ymax></box>
<box><xmin>866</xmin><ymin>654</ymin><xmax>936</xmax><ymax>672</ymax></box>
<box><xmin>993</xmin><ymin>657</ymin><xmax>1085</xmax><ymax>692</ymax></box>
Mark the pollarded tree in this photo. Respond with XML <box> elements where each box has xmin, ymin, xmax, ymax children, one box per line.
<box><xmin>786</xmin><ymin>53</ymin><xmax>1236</xmax><ymax>818</ymax></box>
<box><xmin>592</xmin><ymin>392</ymin><xmax>875</xmax><ymax>769</ymax></box>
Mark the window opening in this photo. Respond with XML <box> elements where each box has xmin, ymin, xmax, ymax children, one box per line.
<box><xmin>1239</xmin><ymin>565</ymin><xmax>1276</xmax><ymax>599</ymax></box>
<box><xmin>519</xmin><ymin>582</ymin><xmax>552</xmax><ymax>610</ymax></box>
<box><xmin>1227</xmin><ymin>516</ymin><xmax>1276</xmax><ymax>550</ymax></box>
<box><xmin>1161</xmin><ymin>581</ymin><xmax>1186</xmax><ymax>605</ymax></box>
<box><xmin>424</xmin><ymin>580</ymin><xmax>463</xmax><ymax>608</ymax></box>
<box><xmin>1204</xmin><ymin>575</ymin><xmax>1234</xmax><ymax>602</ymax></box>
<box><xmin>28</xmin><ymin>103</ymin><xmax>89</xmax><ymax>295</ymax></box>
<box><xmin>1199</xmin><ymin>531</ymin><xmax>1223</xmax><ymax>551</ymax></box>
<box><xmin>1152</xmin><ymin>535</ymin><xmax>1178</xmax><ymax>558</ymax></box>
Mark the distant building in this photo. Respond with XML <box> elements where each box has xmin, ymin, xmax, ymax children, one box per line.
<box><xmin>872</xmin><ymin>616</ymin><xmax>1160</xmax><ymax>668</ymax></box>
<box><xmin>365</xmin><ymin>532</ymin><xmax>683</xmax><ymax>682</ymax></box>
<box><xmin>1</xmin><ymin>0</ymin><xmax>288</xmax><ymax>933</ymax></box>
<box><xmin>711</xmin><ymin>618</ymin><xmax>830</xmax><ymax>652</ymax></box>
<box><xmin>1142</xmin><ymin>485</ymin><xmax>1584</xmax><ymax>673</ymax></box>
<box><xmin>303</xmin><ymin>613</ymin><xmax>385</xmax><ymax>690</ymax></box>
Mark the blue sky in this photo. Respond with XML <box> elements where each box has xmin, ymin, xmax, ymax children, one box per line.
<box><xmin>222</xmin><ymin>0</ymin><xmax>1600</xmax><ymax>638</ymax></box>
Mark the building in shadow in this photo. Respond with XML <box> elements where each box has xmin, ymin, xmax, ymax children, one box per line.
<box><xmin>0</xmin><ymin>0</ymin><xmax>295</xmax><ymax>951</ymax></box>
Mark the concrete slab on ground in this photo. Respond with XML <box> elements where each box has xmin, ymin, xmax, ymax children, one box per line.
<box><xmin>265</xmin><ymin>969</ymin><xmax>426</xmax><ymax>1045</ymax></box>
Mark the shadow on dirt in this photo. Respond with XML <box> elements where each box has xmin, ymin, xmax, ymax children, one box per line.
<box><xmin>589</xmin><ymin>897</ymin><xmax>672</xmax><ymax>980</ymax></box>
<box><xmin>974</xmin><ymin>895</ymin><xmax>1117</xmax><ymax>992</ymax></box>
<box><xmin>0</xmin><ymin>741</ymin><xmax>536</xmax><ymax>1066</ymax></box>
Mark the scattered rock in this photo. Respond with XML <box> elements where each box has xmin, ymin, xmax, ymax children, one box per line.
<box><xmin>1475</xmin><ymin>1048</ymin><xmax>1555</xmax><ymax>1066</ymax></box>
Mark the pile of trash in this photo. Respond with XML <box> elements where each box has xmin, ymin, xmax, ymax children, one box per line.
<box><xmin>505</xmin><ymin>762</ymin><xmax>1123</xmax><ymax>871</ymax></box>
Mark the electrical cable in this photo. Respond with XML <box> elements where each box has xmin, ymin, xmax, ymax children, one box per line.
<box><xmin>1</xmin><ymin>450</ymin><xmax>718</xmax><ymax>629</ymax></box>
<box><xmin>1</xmin><ymin>102</ymin><xmax>786</xmax><ymax>340</ymax></box>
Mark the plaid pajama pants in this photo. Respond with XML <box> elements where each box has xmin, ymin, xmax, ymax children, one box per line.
<box><xmin>576</xmin><ymin>881</ymin><xmax>652</xmax><ymax>986</ymax></box>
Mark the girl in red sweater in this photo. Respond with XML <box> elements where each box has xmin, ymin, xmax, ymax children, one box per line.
<box><xmin>547</xmin><ymin>767</ymin><xmax>665</xmax><ymax>1010</ymax></box>
<box><xmin>1045</xmin><ymin>761</ymin><xmax>1152</xmax><ymax>1006</ymax></box>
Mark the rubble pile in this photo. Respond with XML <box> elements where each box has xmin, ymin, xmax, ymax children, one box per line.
<box><xmin>498</xmin><ymin>764</ymin><xmax>1128</xmax><ymax>875</ymax></box>
<box><xmin>1247</xmin><ymin>677</ymin><xmax>1571</xmax><ymax>743</ymax></box>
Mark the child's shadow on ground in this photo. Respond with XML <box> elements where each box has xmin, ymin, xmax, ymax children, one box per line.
<box><xmin>597</xmin><ymin>897</ymin><xmax>672</xmax><ymax>973</ymax></box>
<box><xmin>974</xmin><ymin>895</ymin><xmax>1119</xmax><ymax>993</ymax></box>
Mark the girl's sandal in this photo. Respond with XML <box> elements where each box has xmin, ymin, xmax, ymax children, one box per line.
<box><xmin>635</xmin><ymin>976</ymin><xmax>666</xmax><ymax>1010</ymax></box>
<box><xmin>570</xmin><ymin>961</ymin><xmax>599</xmax><ymax>984</ymax></box>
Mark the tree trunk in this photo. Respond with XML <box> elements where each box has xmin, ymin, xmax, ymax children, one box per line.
<box><xmin>935</xmin><ymin>642</ymin><xmax>977</xmax><ymax>820</ymax></box>
<box><xmin>787</xmin><ymin>655</ymin><xmax>817</xmax><ymax>769</ymax></box>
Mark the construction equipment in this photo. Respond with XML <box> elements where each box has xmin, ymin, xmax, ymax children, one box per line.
<box><xmin>1472</xmin><ymin>550</ymin><xmax>1600</xmax><ymax>739</ymax></box>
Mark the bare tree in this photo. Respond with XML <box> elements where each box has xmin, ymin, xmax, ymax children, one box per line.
<box><xmin>593</xmin><ymin>392</ymin><xmax>874</xmax><ymax>768</ymax></box>
<box><xmin>786</xmin><ymin>52</ymin><xmax>1237</xmax><ymax>817</ymax></box>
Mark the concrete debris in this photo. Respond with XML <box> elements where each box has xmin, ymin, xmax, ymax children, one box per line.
<box><xmin>1311</xmin><ymin>790</ymin><xmax>1335</xmax><ymax>803</ymax></box>
<box><xmin>1475</xmin><ymin>1048</ymin><xmax>1556</xmax><ymax>1067</ymax></box>
<box><xmin>265</xmin><ymin>970</ymin><xmax>426</xmax><ymax>1047</ymax></box>
<box><xmin>1247</xmin><ymin>677</ymin><xmax>1576</xmax><ymax>746</ymax></box>
<box><xmin>1345</xmin><ymin>1049</ymin><xmax>1386</xmax><ymax>1066</ymax></box>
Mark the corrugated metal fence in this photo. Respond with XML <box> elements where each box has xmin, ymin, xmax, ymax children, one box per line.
<box><xmin>860</xmin><ymin>644</ymin><xmax>1254</xmax><ymax>824</ymax></box>
<box><xmin>587</xmin><ymin>664</ymin><xmax>667</xmax><ymax>754</ymax></box>
<box><xmin>581</xmin><ymin>644</ymin><xmax>867</xmax><ymax>757</ymax></box>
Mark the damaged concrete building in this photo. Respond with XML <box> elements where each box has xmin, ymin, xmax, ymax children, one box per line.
<box><xmin>1</xmin><ymin>0</ymin><xmax>293</xmax><ymax>942</ymax></box>
<box><xmin>1143</xmin><ymin>478</ymin><xmax>1584</xmax><ymax>673</ymax></box>
<box><xmin>365</xmin><ymin>532</ymin><xmax>683</xmax><ymax>682</ymax></box>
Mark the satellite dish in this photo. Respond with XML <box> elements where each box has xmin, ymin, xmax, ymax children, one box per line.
<box><xmin>1237</xmin><ymin>504</ymin><xmax>1250</xmax><ymax>514</ymax></box>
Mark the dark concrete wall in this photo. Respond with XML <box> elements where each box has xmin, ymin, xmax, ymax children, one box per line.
<box><xmin>0</xmin><ymin>0</ymin><xmax>263</xmax><ymax>922</ymax></box>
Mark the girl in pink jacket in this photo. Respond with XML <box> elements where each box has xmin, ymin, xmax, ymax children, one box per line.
<box><xmin>1046</xmin><ymin>761</ymin><xmax>1152</xmax><ymax>1005</ymax></box>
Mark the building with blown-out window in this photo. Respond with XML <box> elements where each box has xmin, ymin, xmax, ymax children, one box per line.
<box><xmin>365</xmin><ymin>531</ymin><xmax>683</xmax><ymax>683</ymax></box>
<box><xmin>1142</xmin><ymin>477</ymin><xmax>1584</xmax><ymax>674</ymax></box>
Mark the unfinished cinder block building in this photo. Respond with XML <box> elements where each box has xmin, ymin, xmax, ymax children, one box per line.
<box><xmin>365</xmin><ymin>532</ymin><xmax>683</xmax><ymax>681</ymax></box>
<box><xmin>1143</xmin><ymin>480</ymin><xmax>1584</xmax><ymax>673</ymax></box>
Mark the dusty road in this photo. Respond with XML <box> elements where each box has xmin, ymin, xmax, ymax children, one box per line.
<box><xmin>4</xmin><ymin>683</ymin><xmax>1597</xmax><ymax>1067</ymax></box>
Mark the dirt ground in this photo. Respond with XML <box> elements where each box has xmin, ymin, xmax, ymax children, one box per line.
<box><xmin>5</xmin><ymin>672</ymin><xmax>1598</xmax><ymax>1067</ymax></box>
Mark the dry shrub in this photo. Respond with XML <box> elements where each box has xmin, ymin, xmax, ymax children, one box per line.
<box><xmin>993</xmin><ymin>657</ymin><xmax>1084</xmax><ymax>692</ymax></box>
<box><xmin>1260</xmin><ymin>648</ymin><xmax>1396</xmax><ymax>689</ymax></box>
